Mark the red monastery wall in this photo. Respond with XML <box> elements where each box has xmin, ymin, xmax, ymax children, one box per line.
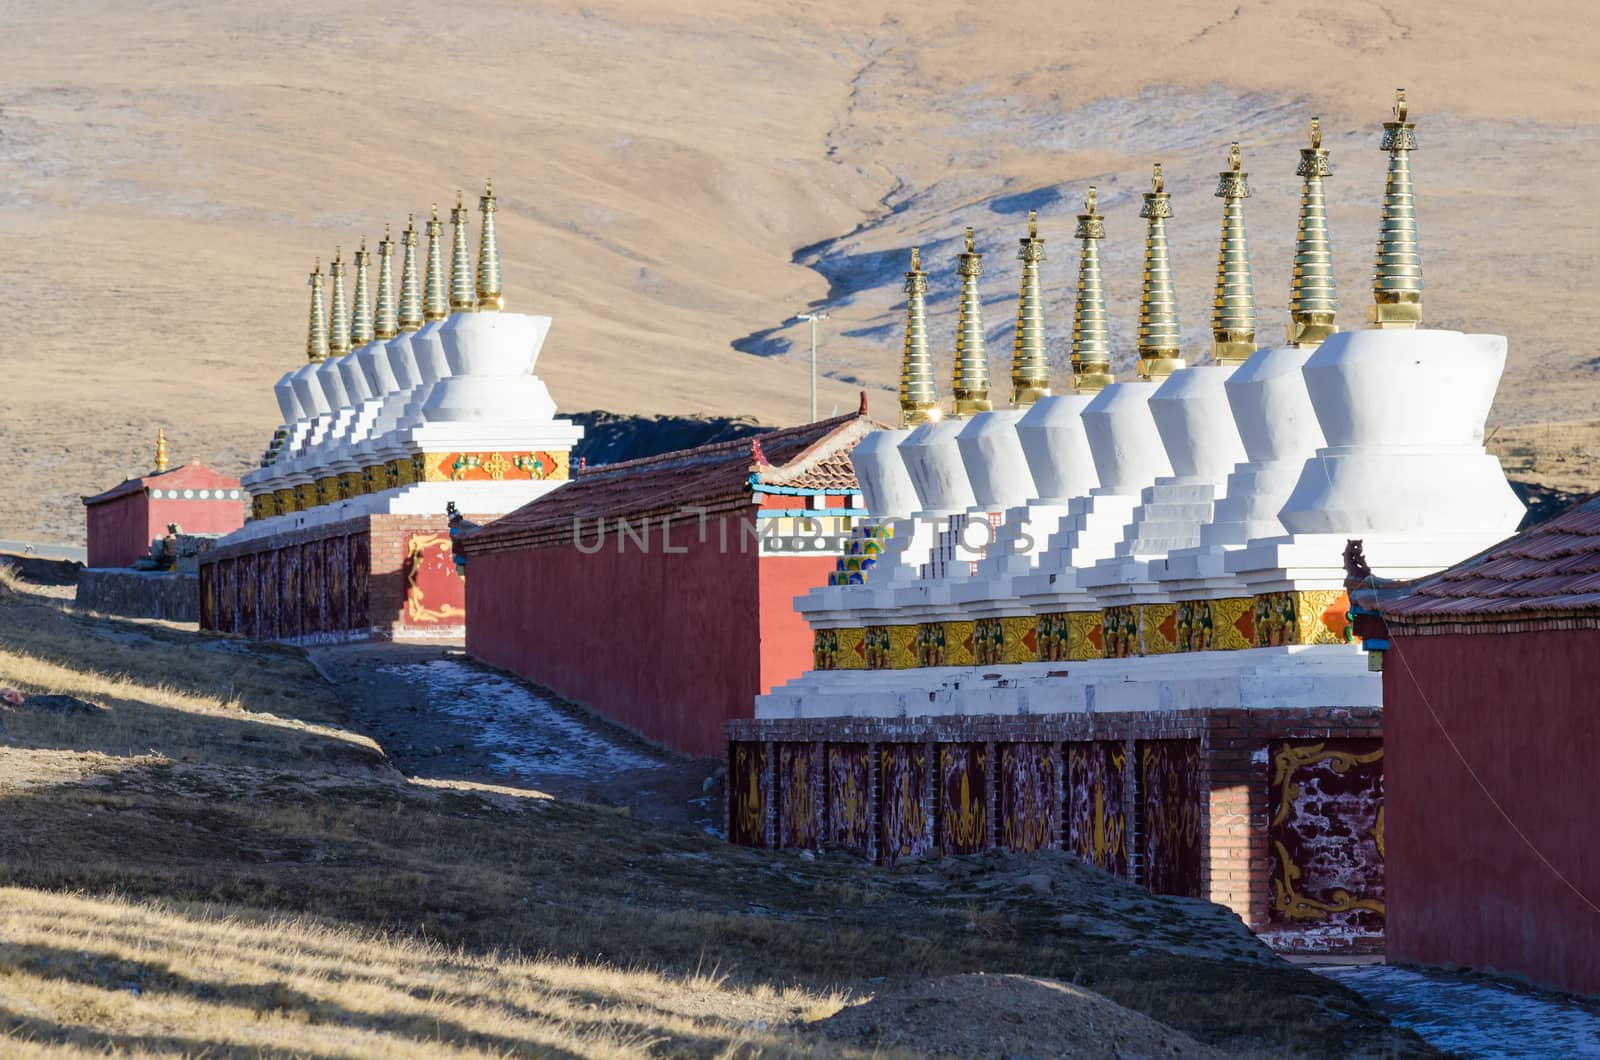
<box><xmin>466</xmin><ymin>513</ymin><xmax>768</xmax><ymax>759</ymax></box>
<box><xmin>758</xmin><ymin>555</ymin><xmax>838</xmax><ymax>695</ymax></box>
<box><xmin>86</xmin><ymin>493</ymin><xmax>151</xmax><ymax>569</ymax></box>
<box><xmin>1384</xmin><ymin>629</ymin><xmax>1600</xmax><ymax>996</ymax></box>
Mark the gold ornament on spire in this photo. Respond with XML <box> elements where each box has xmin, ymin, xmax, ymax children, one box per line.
<box><xmin>1289</xmin><ymin>117</ymin><xmax>1339</xmax><ymax>347</ymax></box>
<box><xmin>1072</xmin><ymin>186</ymin><xmax>1113</xmax><ymax>393</ymax></box>
<box><xmin>327</xmin><ymin>247</ymin><xmax>351</xmax><ymax>357</ymax></box>
<box><xmin>306</xmin><ymin>259</ymin><xmax>329</xmax><ymax>363</ymax></box>
<box><xmin>399</xmin><ymin>215</ymin><xmax>424</xmax><ymax>331</ymax></box>
<box><xmin>1370</xmin><ymin>89</ymin><xmax>1422</xmax><ymax>328</ymax></box>
<box><xmin>449</xmin><ymin>190</ymin><xmax>477</xmax><ymax>313</ymax></box>
<box><xmin>374</xmin><ymin>224</ymin><xmax>399</xmax><ymax>340</ymax></box>
<box><xmin>1211</xmin><ymin>142</ymin><xmax>1257</xmax><ymax>365</ymax></box>
<box><xmin>1011</xmin><ymin>210</ymin><xmax>1051</xmax><ymax>406</ymax></box>
<box><xmin>951</xmin><ymin>226</ymin><xmax>992</xmax><ymax>417</ymax></box>
<box><xmin>350</xmin><ymin>236</ymin><xmax>374</xmax><ymax>347</ymax></box>
<box><xmin>899</xmin><ymin>247</ymin><xmax>940</xmax><ymax>427</ymax></box>
<box><xmin>423</xmin><ymin>205</ymin><xmax>449</xmax><ymax>322</ymax></box>
<box><xmin>1137</xmin><ymin>163</ymin><xmax>1183</xmax><ymax>380</ymax></box>
<box><xmin>155</xmin><ymin>428</ymin><xmax>168</xmax><ymax>473</ymax></box>
<box><xmin>476</xmin><ymin>178</ymin><xmax>503</xmax><ymax>311</ymax></box>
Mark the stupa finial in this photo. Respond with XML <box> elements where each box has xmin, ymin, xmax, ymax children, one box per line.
<box><xmin>327</xmin><ymin>246</ymin><xmax>351</xmax><ymax>357</ymax></box>
<box><xmin>1211</xmin><ymin>141</ymin><xmax>1257</xmax><ymax>365</ymax></box>
<box><xmin>1289</xmin><ymin>116</ymin><xmax>1339</xmax><ymax>347</ymax></box>
<box><xmin>423</xmin><ymin>205</ymin><xmax>449</xmax><ymax>322</ymax></box>
<box><xmin>350</xmin><ymin>236</ymin><xmax>374</xmax><ymax>347</ymax></box>
<box><xmin>899</xmin><ymin>247</ymin><xmax>940</xmax><ymax>427</ymax></box>
<box><xmin>449</xmin><ymin>190</ymin><xmax>477</xmax><ymax>313</ymax></box>
<box><xmin>374</xmin><ymin>224</ymin><xmax>398</xmax><ymax>340</ymax></box>
<box><xmin>1071</xmin><ymin>186</ymin><xmax>1113</xmax><ymax>393</ymax></box>
<box><xmin>951</xmin><ymin>226</ymin><xmax>991</xmax><ymax>418</ymax></box>
<box><xmin>399</xmin><ymin>215</ymin><xmax>424</xmax><ymax>331</ymax></box>
<box><xmin>306</xmin><ymin>259</ymin><xmax>329</xmax><ymax>363</ymax></box>
<box><xmin>155</xmin><ymin>428</ymin><xmax>168</xmax><ymax>473</ymax></box>
<box><xmin>1370</xmin><ymin>88</ymin><xmax>1422</xmax><ymax>328</ymax></box>
<box><xmin>1137</xmin><ymin>163</ymin><xmax>1183</xmax><ymax>380</ymax></box>
<box><xmin>1011</xmin><ymin>210</ymin><xmax>1050</xmax><ymax>407</ymax></box>
<box><xmin>476</xmin><ymin>178</ymin><xmax>503</xmax><ymax>311</ymax></box>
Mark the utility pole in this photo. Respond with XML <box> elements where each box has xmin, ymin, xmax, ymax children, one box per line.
<box><xmin>794</xmin><ymin>311</ymin><xmax>829</xmax><ymax>422</ymax></box>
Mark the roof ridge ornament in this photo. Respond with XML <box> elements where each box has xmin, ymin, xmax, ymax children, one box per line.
<box><xmin>951</xmin><ymin>226</ymin><xmax>992</xmax><ymax>417</ymax></box>
<box><xmin>1010</xmin><ymin>209</ymin><xmax>1051</xmax><ymax>407</ymax></box>
<box><xmin>1289</xmin><ymin>116</ymin><xmax>1339</xmax><ymax>347</ymax></box>
<box><xmin>1071</xmin><ymin>186</ymin><xmax>1113</xmax><ymax>393</ymax></box>
<box><xmin>155</xmin><ymin>427</ymin><xmax>168</xmax><ymax>473</ymax></box>
<box><xmin>1211</xmin><ymin>141</ymin><xmax>1257</xmax><ymax>365</ymax></box>
<box><xmin>1370</xmin><ymin>88</ymin><xmax>1422</xmax><ymax>328</ymax></box>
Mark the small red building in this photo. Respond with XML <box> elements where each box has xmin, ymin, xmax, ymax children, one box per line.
<box><xmin>462</xmin><ymin>410</ymin><xmax>873</xmax><ymax>758</ymax></box>
<box><xmin>1378</xmin><ymin>497</ymin><xmax>1600</xmax><ymax>997</ymax></box>
<box><xmin>83</xmin><ymin>454</ymin><xmax>245</xmax><ymax>569</ymax></box>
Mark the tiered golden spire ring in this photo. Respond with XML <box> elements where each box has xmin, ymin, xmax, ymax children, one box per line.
<box><xmin>1071</xmin><ymin>187</ymin><xmax>1113</xmax><ymax>393</ymax></box>
<box><xmin>155</xmin><ymin>428</ymin><xmax>168</xmax><ymax>473</ymax></box>
<box><xmin>1370</xmin><ymin>89</ymin><xmax>1422</xmax><ymax>328</ymax></box>
<box><xmin>423</xmin><ymin>205</ymin><xmax>449</xmax><ymax>322</ymax></box>
<box><xmin>449</xmin><ymin>191</ymin><xmax>477</xmax><ymax>313</ymax></box>
<box><xmin>374</xmin><ymin>225</ymin><xmax>398</xmax><ymax>340</ymax></box>
<box><xmin>899</xmin><ymin>247</ymin><xmax>940</xmax><ymax>427</ymax></box>
<box><xmin>951</xmin><ymin>227</ymin><xmax>992</xmax><ymax>418</ymax></box>
<box><xmin>399</xmin><ymin>215</ymin><xmax>425</xmax><ymax>331</ymax></box>
<box><xmin>1136</xmin><ymin>163</ymin><xmax>1183</xmax><ymax>380</ymax></box>
<box><xmin>306</xmin><ymin>259</ymin><xmax>329</xmax><ymax>363</ymax></box>
<box><xmin>476</xmin><ymin>179</ymin><xmax>503</xmax><ymax>311</ymax></box>
<box><xmin>1011</xmin><ymin>211</ymin><xmax>1051</xmax><ymax>406</ymax></box>
<box><xmin>327</xmin><ymin>248</ymin><xmax>351</xmax><ymax>357</ymax></box>
<box><xmin>1211</xmin><ymin>142</ymin><xmax>1257</xmax><ymax>365</ymax></box>
<box><xmin>1289</xmin><ymin>117</ymin><xmax>1339</xmax><ymax>346</ymax></box>
<box><xmin>350</xmin><ymin>237</ymin><xmax>374</xmax><ymax>347</ymax></box>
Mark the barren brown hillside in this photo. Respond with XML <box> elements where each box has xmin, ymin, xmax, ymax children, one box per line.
<box><xmin>2</xmin><ymin>0</ymin><xmax>1597</xmax><ymax>543</ymax></box>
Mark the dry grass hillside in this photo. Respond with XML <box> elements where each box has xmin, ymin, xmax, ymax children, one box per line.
<box><xmin>0</xmin><ymin>569</ymin><xmax>1436</xmax><ymax>1057</ymax></box>
<box><xmin>3</xmin><ymin>0</ymin><xmax>1598</xmax><ymax>543</ymax></box>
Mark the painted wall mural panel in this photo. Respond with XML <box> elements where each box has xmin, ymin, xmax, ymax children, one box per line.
<box><xmin>826</xmin><ymin>743</ymin><xmax>871</xmax><ymax>853</ymax></box>
<box><xmin>404</xmin><ymin>532</ymin><xmax>465</xmax><ymax>627</ymax></box>
<box><xmin>216</xmin><ymin>558</ymin><xmax>236</xmax><ymax>634</ymax></box>
<box><xmin>937</xmin><ymin>743</ymin><xmax>988</xmax><ymax>856</ymax></box>
<box><xmin>1267</xmin><ymin>738</ymin><xmax>1386</xmax><ymax>946</ymax></box>
<box><xmin>198</xmin><ymin>562</ymin><xmax>216</xmax><ymax>631</ymax></box>
<box><xmin>776</xmin><ymin>742</ymin><xmax>821</xmax><ymax>850</ymax></box>
<box><xmin>260</xmin><ymin>549</ymin><xmax>281</xmax><ymax>641</ymax></box>
<box><xmin>1138</xmin><ymin>740</ymin><xmax>1203</xmax><ymax>898</ymax></box>
<box><xmin>1067</xmin><ymin>740</ymin><xmax>1129</xmax><ymax>878</ymax></box>
<box><xmin>281</xmin><ymin>543</ymin><xmax>302</xmax><ymax>640</ymax></box>
<box><xmin>347</xmin><ymin>533</ymin><xmax>370</xmax><ymax>632</ymax></box>
<box><xmin>302</xmin><ymin>539</ymin><xmax>325</xmax><ymax>635</ymax></box>
<box><xmin>998</xmin><ymin>743</ymin><xmax>1057</xmax><ymax>853</ymax></box>
<box><xmin>728</xmin><ymin>741</ymin><xmax>768</xmax><ymax>848</ymax></box>
<box><xmin>879</xmin><ymin>743</ymin><xmax>929</xmax><ymax>866</ymax></box>
<box><xmin>326</xmin><ymin>533</ymin><xmax>350</xmax><ymax>635</ymax></box>
<box><xmin>238</xmin><ymin>553</ymin><xmax>259</xmax><ymax>640</ymax></box>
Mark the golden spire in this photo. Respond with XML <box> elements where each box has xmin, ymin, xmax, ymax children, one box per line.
<box><xmin>449</xmin><ymin>190</ymin><xmax>477</xmax><ymax>313</ymax></box>
<box><xmin>327</xmin><ymin>247</ymin><xmax>351</xmax><ymax>357</ymax></box>
<box><xmin>1071</xmin><ymin>186</ymin><xmax>1113</xmax><ymax>393</ymax></box>
<box><xmin>1212</xmin><ymin>142</ymin><xmax>1257</xmax><ymax>365</ymax></box>
<box><xmin>1137</xmin><ymin>163</ymin><xmax>1183</xmax><ymax>380</ymax></box>
<box><xmin>1370</xmin><ymin>89</ymin><xmax>1422</xmax><ymax>328</ymax></box>
<box><xmin>350</xmin><ymin>236</ymin><xmax>374</xmax><ymax>347</ymax></box>
<box><xmin>306</xmin><ymin>259</ymin><xmax>329</xmax><ymax>364</ymax></box>
<box><xmin>374</xmin><ymin>224</ymin><xmax>398</xmax><ymax>340</ymax></box>
<box><xmin>476</xmin><ymin>178</ymin><xmax>503</xmax><ymax>311</ymax></box>
<box><xmin>399</xmin><ymin>215</ymin><xmax>424</xmax><ymax>332</ymax></box>
<box><xmin>1289</xmin><ymin>117</ymin><xmax>1339</xmax><ymax>347</ymax></box>
<box><xmin>1010</xmin><ymin>211</ymin><xmax>1050</xmax><ymax>407</ymax></box>
<box><xmin>423</xmin><ymin>205</ymin><xmax>449</xmax><ymax>322</ymax></box>
<box><xmin>155</xmin><ymin>428</ymin><xmax>168</xmax><ymax>473</ymax></box>
<box><xmin>899</xmin><ymin>247</ymin><xmax>940</xmax><ymax>427</ymax></box>
<box><xmin>951</xmin><ymin>227</ymin><xmax>992</xmax><ymax>417</ymax></box>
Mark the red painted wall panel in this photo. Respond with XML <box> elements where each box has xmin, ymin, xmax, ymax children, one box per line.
<box><xmin>147</xmin><ymin>497</ymin><xmax>245</xmax><ymax>543</ymax></box>
<box><xmin>756</xmin><ymin>555</ymin><xmax>835</xmax><ymax>695</ymax></box>
<box><xmin>1384</xmin><ymin>630</ymin><xmax>1600</xmax><ymax>997</ymax></box>
<box><xmin>86</xmin><ymin>493</ymin><xmax>151</xmax><ymax>568</ymax></box>
<box><xmin>466</xmin><ymin>513</ymin><xmax>762</xmax><ymax>758</ymax></box>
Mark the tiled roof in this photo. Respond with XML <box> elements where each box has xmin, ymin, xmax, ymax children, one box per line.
<box><xmin>1381</xmin><ymin>494</ymin><xmax>1600</xmax><ymax>630</ymax></box>
<box><xmin>465</xmin><ymin>412</ymin><xmax>877</xmax><ymax>553</ymax></box>
<box><xmin>82</xmin><ymin>460</ymin><xmax>243</xmax><ymax>507</ymax></box>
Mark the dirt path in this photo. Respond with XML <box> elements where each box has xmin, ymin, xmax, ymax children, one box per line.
<box><xmin>309</xmin><ymin>642</ymin><xmax>722</xmax><ymax>834</ymax></box>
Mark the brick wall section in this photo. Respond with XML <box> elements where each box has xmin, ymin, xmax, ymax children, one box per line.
<box><xmin>729</xmin><ymin>705</ymin><xmax>1383</xmax><ymax>952</ymax></box>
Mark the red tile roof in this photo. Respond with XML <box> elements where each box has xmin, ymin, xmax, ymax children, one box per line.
<box><xmin>465</xmin><ymin>412</ymin><xmax>877</xmax><ymax>554</ymax></box>
<box><xmin>82</xmin><ymin>459</ymin><xmax>243</xmax><ymax>507</ymax></box>
<box><xmin>1381</xmin><ymin>494</ymin><xmax>1600</xmax><ymax>631</ymax></box>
